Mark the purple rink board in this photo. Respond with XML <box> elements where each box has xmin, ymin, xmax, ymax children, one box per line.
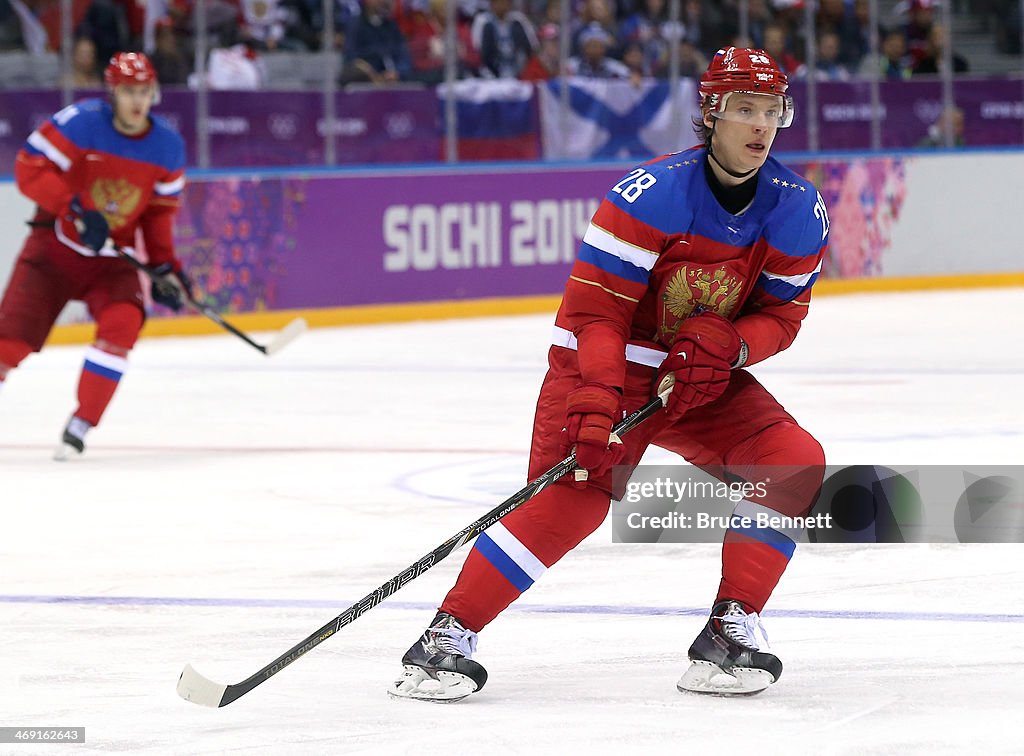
<box><xmin>267</xmin><ymin>165</ymin><xmax>621</xmax><ymax>310</ymax></box>
<box><xmin>1</xmin><ymin>79</ymin><xmax>1022</xmax><ymax>169</ymax></box>
<box><xmin>170</xmin><ymin>165</ymin><xmax>620</xmax><ymax>314</ymax></box>
<box><xmin>175</xmin><ymin>154</ymin><xmax>898</xmax><ymax>315</ymax></box>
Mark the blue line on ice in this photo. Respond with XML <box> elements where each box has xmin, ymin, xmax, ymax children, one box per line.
<box><xmin>1</xmin><ymin>594</ymin><xmax>1022</xmax><ymax>623</ymax></box>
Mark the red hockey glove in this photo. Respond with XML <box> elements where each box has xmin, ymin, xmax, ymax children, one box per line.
<box><xmin>560</xmin><ymin>384</ymin><xmax>626</xmax><ymax>482</ymax></box>
<box><xmin>657</xmin><ymin>312</ymin><xmax>742</xmax><ymax>422</ymax></box>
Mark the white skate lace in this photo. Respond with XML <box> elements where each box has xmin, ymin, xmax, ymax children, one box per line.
<box><xmin>716</xmin><ymin>609</ymin><xmax>770</xmax><ymax>651</ymax></box>
<box><xmin>431</xmin><ymin>624</ymin><xmax>479</xmax><ymax>659</ymax></box>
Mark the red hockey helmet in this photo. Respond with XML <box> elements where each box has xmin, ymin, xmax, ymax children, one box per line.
<box><xmin>699</xmin><ymin>47</ymin><xmax>794</xmax><ymax>128</ymax></box>
<box><xmin>104</xmin><ymin>52</ymin><xmax>158</xmax><ymax>89</ymax></box>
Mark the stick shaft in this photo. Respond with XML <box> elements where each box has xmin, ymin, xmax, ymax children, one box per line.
<box><xmin>191</xmin><ymin>390</ymin><xmax>669</xmax><ymax>707</ymax></box>
<box><xmin>116</xmin><ymin>249</ymin><xmax>269</xmax><ymax>354</ymax></box>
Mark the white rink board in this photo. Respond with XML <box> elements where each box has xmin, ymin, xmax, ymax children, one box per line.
<box><xmin>1</xmin><ymin>289</ymin><xmax>1023</xmax><ymax>754</ymax></box>
<box><xmin>884</xmin><ymin>151</ymin><xmax>1024</xmax><ymax>275</ymax></box>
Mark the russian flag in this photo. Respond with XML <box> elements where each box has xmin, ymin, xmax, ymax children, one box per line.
<box><xmin>439</xmin><ymin>79</ymin><xmax>540</xmax><ymax>161</ymax></box>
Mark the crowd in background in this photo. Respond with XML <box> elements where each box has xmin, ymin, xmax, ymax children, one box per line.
<box><xmin>1</xmin><ymin>0</ymin><xmax>1017</xmax><ymax>89</ymax></box>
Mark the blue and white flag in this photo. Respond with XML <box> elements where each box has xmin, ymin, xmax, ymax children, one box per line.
<box><xmin>539</xmin><ymin>78</ymin><xmax>700</xmax><ymax>161</ymax></box>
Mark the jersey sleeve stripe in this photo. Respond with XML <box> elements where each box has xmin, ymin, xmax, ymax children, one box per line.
<box><xmin>552</xmin><ymin>325</ymin><xmax>667</xmax><ymax>368</ymax></box>
<box><xmin>26</xmin><ymin>131</ymin><xmax>72</xmax><ymax>171</ymax></box>
<box><xmin>755</xmin><ymin>260</ymin><xmax>822</xmax><ymax>301</ymax></box>
<box><xmin>754</xmin><ymin>272</ymin><xmax>820</xmax><ymax>302</ymax></box>
<box><xmin>154</xmin><ymin>174</ymin><xmax>186</xmax><ymax>196</ymax></box>
<box><xmin>762</xmin><ymin>259</ymin><xmax>822</xmax><ymax>288</ymax></box>
<box><xmin>578</xmin><ymin>243</ymin><xmax>651</xmax><ymax>284</ymax></box>
<box><xmin>568</xmin><ymin>275</ymin><xmax>641</xmax><ymax>303</ymax></box>
<box><xmin>583</xmin><ymin>222</ymin><xmax>658</xmax><ymax>271</ymax></box>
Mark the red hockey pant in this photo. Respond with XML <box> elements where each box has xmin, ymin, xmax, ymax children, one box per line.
<box><xmin>0</xmin><ymin>229</ymin><xmax>145</xmax><ymax>425</ymax></box>
<box><xmin>441</xmin><ymin>347</ymin><xmax>825</xmax><ymax>632</ymax></box>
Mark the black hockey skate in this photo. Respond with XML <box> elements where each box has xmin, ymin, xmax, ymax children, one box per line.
<box><xmin>53</xmin><ymin>416</ymin><xmax>91</xmax><ymax>461</ymax></box>
<box><xmin>677</xmin><ymin>599</ymin><xmax>783</xmax><ymax>696</ymax></box>
<box><xmin>388</xmin><ymin>612</ymin><xmax>488</xmax><ymax>703</ymax></box>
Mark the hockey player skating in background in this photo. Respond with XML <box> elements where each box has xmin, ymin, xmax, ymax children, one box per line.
<box><xmin>0</xmin><ymin>52</ymin><xmax>191</xmax><ymax>460</ymax></box>
<box><xmin>391</xmin><ymin>47</ymin><xmax>829</xmax><ymax>701</ymax></box>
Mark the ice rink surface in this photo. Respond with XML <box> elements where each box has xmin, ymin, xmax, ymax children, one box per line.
<box><xmin>2</xmin><ymin>288</ymin><xmax>1023</xmax><ymax>755</ymax></box>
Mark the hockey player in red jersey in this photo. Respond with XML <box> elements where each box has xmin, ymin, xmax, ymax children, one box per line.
<box><xmin>391</xmin><ymin>47</ymin><xmax>829</xmax><ymax>701</ymax></box>
<box><xmin>0</xmin><ymin>51</ymin><xmax>191</xmax><ymax>460</ymax></box>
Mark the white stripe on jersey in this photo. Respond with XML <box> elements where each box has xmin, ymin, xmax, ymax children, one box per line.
<box><xmin>485</xmin><ymin>522</ymin><xmax>547</xmax><ymax>581</ymax></box>
<box><xmin>27</xmin><ymin>131</ymin><xmax>72</xmax><ymax>171</ymax></box>
<box><xmin>762</xmin><ymin>259</ymin><xmax>823</xmax><ymax>288</ymax></box>
<box><xmin>154</xmin><ymin>175</ymin><xmax>186</xmax><ymax>196</ymax></box>
<box><xmin>584</xmin><ymin>223</ymin><xmax>658</xmax><ymax>271</ymax></box>
<box><xmin>551</xmin><ymin>326</ymin><xmax>668</xmax><ymax>369</ymax></box>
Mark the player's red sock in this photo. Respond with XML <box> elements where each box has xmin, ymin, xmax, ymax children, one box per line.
<box><xmin>715</xmin><ymin>423</ymin><xmax>826</xmax><ymax>613</ymax></box>
<box><xmin>74</xmin><ymin>345</ymin><xmax>129</xmax><ymax>426</ymax></box>
<box><xmin>717</xmin><ymin>535</ymin><xmax>794</xmax><ymax>613</ymax></box>
<box><xmin>440</xmin><ymin>484</ymin><xmax>609</xmax><ymax>632</ymax></box>
<box><xmin>73</xmin><ymin>303</ymin><xmax>143</xmax><ymax>426</ymax></box>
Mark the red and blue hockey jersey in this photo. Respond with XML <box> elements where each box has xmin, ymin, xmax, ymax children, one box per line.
<box><xmin>15</xmin><ymin>98</ymin><xmax>186</xmax><ymax>266</ymax></box>
<box><xmin>553</xmin><ymin>147</ymin><xmax>829</xmax><ymax>389</ymax></box>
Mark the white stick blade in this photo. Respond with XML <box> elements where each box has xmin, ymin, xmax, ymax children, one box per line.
<box><xmin>264</xmin><ymin>317</ymin><xmax>308</xmax><ymax>356</ymax></box>
<box><xmin>177</xmin><ymin>664</ymin><xmax>228</xmax><ymax>707</ymax></box>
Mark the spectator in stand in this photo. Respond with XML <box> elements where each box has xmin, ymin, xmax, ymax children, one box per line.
<box><xmin>805</xmin><ymin>29</ymin><xmax>850</xmax><ymax>80</ymax></box>
<box><xmin>917</xmin><ymin>104</ymin><xmax>965</xmax><ymax>147</ymax></box>
<box><xmin>17</xmin><ymin>0</ymin><xmax>90</xmax><ymax>53</ymax></box>
<box><xmin>77</xmin><ymin>0</ymin><xmax>130</xmax><ymax>65</ymax></box>
<box><xmin>762</xmin><ymin>22</ymin><xmax>804</xmax><ymax>78</ymax></box>
<box><xmin>519</xmin><ymin>21</ymin><xmax>561</xmax><ymax>80</ymax></box>
<box><xmin>814</xmin><ymin>0</ymin><xmax>845</xmax><ymax>35</ymax></box>
<box><xmin>0</xmin><ymin>0</ymin><xmax>25</xmax><ymax>51</ymax></box>
<box><xmin>911</xmin><ymin>23</ymin><xmax>968</xmax><ymax>75</ymax></box>
<box><xmin>115</xmin><ymin>0</ymin><xmax>145</xmax><ymax>48</ymax></box>
<box><xmin>858</xmin><ymin>27</ymin><xmax>912</xmax><ymax>79</ymax></box>
<box><xmin>902</xmin><ymin>0</ymin><xmax>935</xmax><ymax>66</ymax></box>
<box><xmin>618</xmin><ymin>0</ymin><xmax>670</xmax><ymax>78</ymax></box>
<box><xmin>402</xmin><ymin>0</ymin><xmax>480</xmax><ymax>83</ymax></box>
<box><xmin>62</xmin><ymin>35</ymin><xmax>102</xmax><ymax>87</ymax></box>
<box><xmin>574</xmin><ymin>0</ymin><xmax>618</xmax><ymax>56</ymax></box>
<box><xmin>149</xmin><ymin>16</ymin><xmax>190</xmax><ymax>84</ymax></box>
<box><xmin>566</xmin><ymin>22</ymin><xmax>629</xmax><ymax>78</ymax></box>
<box><xmin>682</xmin><ymin>0</ymin><xmax>727</xmax><ymax>51</ymax></box>
<box><xmin>745</xmin><ymin>0</ymin><xmax>773</xmax><ymax>48</ymax></box>
<box><xmin>207</xmin><ymin>40</ymin><xmax>268</xmax><ymax>87</ymax></box>
<box><xmin>276</xmin><ymin>0</ymin><xmax>320</xmax><ymax>50</ymax></box>
<box><xmin>341</xmin><ymin>0</ymin><xmax>411</xmax><ymax>83</ymax></box>
<box><xmin>239</xmin><ymin>0</ymin><xmax>288</xmax><ymax>50</ymax></box>
<box><xmin>670</xmin><ymin>36</ymin><xmax>708</xmax><ymax>79</ymax></box>
<box><xmin>620</xmin><ymin>39</ymin><xmax>650</xmax><ymax>84</ymax></box>
<box><xmin>471</xmin><ymin>0</ymin><xmax>537</xmax><ymax>78</ymax></box>
<box><xmin>536</xmin><ymin>0</ymin><xmax>561</xmax><ymax>28</ymax></box>
<box><xmin>840</xmin><ymin>0</ymin><xmax>873</xmax><ymax>72</ymax></box>
<box><xmin>167</xmin><ymin>0</ymin><xmax>243</xmax><ymax>49</ymax></box>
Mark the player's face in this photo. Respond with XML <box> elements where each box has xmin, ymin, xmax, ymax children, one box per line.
<box><xmin>111</xmin><ymin>83</ymin><xmax>157</xmax><ymax>135</ymax></box>
<box><xmin>705</xmin><ymin>94</ymin><xmax>780</xmax><ymax>177</ymax></box>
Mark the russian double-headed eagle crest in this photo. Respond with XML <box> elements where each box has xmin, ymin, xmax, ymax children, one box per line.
<box><xmin>90</xmin><ymin>179</ymin><xmax>142</xmax><ymax>231</ymax></box>
<box><xmin>659</xmin><ymin>265</ymin><xmax>742</xmax><ymax>342</ymax></box>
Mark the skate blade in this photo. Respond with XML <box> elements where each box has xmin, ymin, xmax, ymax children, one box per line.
<box><xmin>53</xmin><ymin>442</ymin><xmax>82</xmax><ymax>462</ymax></box>
<box><xmin>387</xmin><ymin>665</ymin><xmax>479</xmax><ymax>703</ymax></box>
<box><xmin>676</xmin><ymin>660</ymin><xmax>775</xmax><ymax>696</ymax></box>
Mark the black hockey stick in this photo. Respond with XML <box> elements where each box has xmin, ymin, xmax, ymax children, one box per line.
<box><xmin>176</xmin><ymin>379</ymin><xmax>674</xmax><ymax>707</ymax></box>
<box><xmin>116</xmin><ymin>248</ymin><xmax>307</xmax><ymax>356</ymax></box>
